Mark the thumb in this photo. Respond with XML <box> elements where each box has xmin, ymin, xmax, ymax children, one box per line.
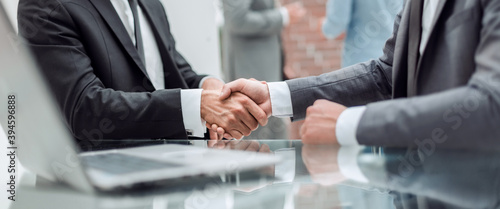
<box><xmin>219</xmin><ymin>79</ymin><xmax>246</xmax><ymax>100</ymax></box>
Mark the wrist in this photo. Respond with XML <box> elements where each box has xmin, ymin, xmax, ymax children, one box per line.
<box><xmin>202</xmin><ymin>78</ymin><xmax>224</xmax><ymax>91</ymax></box>
<box><xmin>200</xmin><ymin>90</ymin><xmax>218</xmax><ymax>120</ymax></box>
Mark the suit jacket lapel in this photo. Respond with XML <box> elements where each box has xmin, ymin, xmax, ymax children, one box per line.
<box><xmin>392</xmin><ymin>0</ymin><xmax>412</xmax><ymax>98</ymax></box>
<box><xmin>89</xmin><ymin>0</ymin><xmax>150</xmax><ymax>81</ymax></box>
<box><xmin>414</xmin><ymin>0</ymin><xmax>448</xmax><ymax>93</ymax></box>
<box><xmin>417</xmin><ymin>0</ymin><xmax>448</xmax><ymax>60</ymax></box>
<box><xmin>429</xmin><ymin>0</ymin><xmax>448</xmax><ymax>33</ymax></box>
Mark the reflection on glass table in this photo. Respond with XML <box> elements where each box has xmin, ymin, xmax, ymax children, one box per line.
<box><xmin>11</xmin><ymin>140</ymin><xmax>500</xmax><ymax>209</ymax></box>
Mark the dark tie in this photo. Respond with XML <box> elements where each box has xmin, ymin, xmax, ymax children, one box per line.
<box><xmin>128</xmin><ymin>0</ymin><xmax>145</xmax><ymax>63</ymax></box>
<box><xmin>407</xmin><ymin>0</ymin><xmax>424</xmax><ymax>95</ymax></box>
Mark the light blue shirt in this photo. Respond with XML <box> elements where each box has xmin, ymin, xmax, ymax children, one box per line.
<box><xmin>322</xmin><ymin>0</ymin><xmax>403</xmax><ymax>67</ymax></box>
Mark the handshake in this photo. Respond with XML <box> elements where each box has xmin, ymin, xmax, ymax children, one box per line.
<box><xmin>200</xmin><ymin>78</ymin><xmax>348</xmax><ymax>144</ymax></box>
<box><xmin>201</xmin><ymin>78</ymin><xmax>272</xmax><ymax>140</ymax></box>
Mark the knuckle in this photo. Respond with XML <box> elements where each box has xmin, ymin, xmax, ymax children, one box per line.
<box><xmin>240</xmin><ymin>98</ymin><xmax>249</xmax><ymax>105</ymax></box>
<box><xmin>235</xmin><ymin>107</ymin><xmax>245</xmax><ymax>115</ymax></box>
<box><xmin>306</xmin><ymin>106</ymin><xmax>312</xmax><ymax>114</ymax></box>
<box><xmin>227</xmin><ymin>115</ymin><xmax>237</xmax><ymax>123</ymax></box>
<box><xmin>315</xmin><ymin>99</ymin><xmax>327</xmax><ymax>105</ymax></box>
<box><xmin>261</xmin><ymin>113</ymin><xmax>268</xmax><ymax>120</ymax></box>
<box><xmin>306</xmin><ymin>106</ymin><xmax>315</xmax><ymax>115</ymax></box>
<box><xmin>236</xmin><ymin>78</ymin><xmax>246</xmax><ymax>84</ymax></box>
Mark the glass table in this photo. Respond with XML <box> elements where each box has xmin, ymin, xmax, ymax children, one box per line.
<box><xmin>9</xmin><ymin>139</ymin><xmax>500</xmax><ymax>209</ymax></box>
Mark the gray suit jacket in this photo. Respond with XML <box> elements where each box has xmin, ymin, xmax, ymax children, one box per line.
<box><xmin>222</xmin><ymin>0</ymin><xmax>283</xmax><ymax>82</ymax></box>
<box><xmin>286</xmin><ymin>0</ymin><xmax>500</xmax><ymax>148</ymax></box>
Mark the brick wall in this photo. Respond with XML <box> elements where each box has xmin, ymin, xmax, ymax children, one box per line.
<box><xmin>282</xmin><ymin>0</ymin><xmax>344</xmax><ymax>79</ymax></box>
<box><xmin>281</xmin><ymin>0</ymin><xmax>345</xmax><ymax>139</ymax></box>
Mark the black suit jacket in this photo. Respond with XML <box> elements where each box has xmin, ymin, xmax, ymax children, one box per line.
<box><xmin>18</xmin><ymin>0</ymin><xmax>207</xmax><ymax>140</ymax></box>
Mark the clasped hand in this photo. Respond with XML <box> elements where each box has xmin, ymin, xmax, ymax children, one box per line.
<box><xmin>204</xmin><ymin>78</ymin><xmax>348</xmax><ymax>144</ymax></box>
<box><xmin>201</xmin><ymin>90</ymin><xmax>267</xmax><ymax>140</ymax></box>
<box><xmin>201</xmin><ymin>78</ymin><xmax>272</xmax><ymax>140</ymax></box>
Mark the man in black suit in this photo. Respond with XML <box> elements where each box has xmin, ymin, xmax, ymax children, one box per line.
<box><xmin>17</xmin><ymin>0</ymin><xmax>267</xmax><ymax>141</ymax></box>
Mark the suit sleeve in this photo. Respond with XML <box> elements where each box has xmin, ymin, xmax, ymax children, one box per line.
<box><xmin>354</xmin><ymin>0</ymin><xmax>500</xmax><ymax>149</ymax></box>
<box><xmin>18</xmin><ymin>1</ymin><xmax>189</xmax><ymax>140</ymax></box>
<box><xmin>222</xmin><ymin>0</ymin><xmax>284</xmax><ymax>37</ymax></box>
<box><xmin>284</xmin><ymin>5</ymin><xmax>400</xmax><ymax>120</ymax></box>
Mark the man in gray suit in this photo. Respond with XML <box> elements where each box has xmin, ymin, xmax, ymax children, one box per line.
<box><xmin>218</xmin><ymin>0</ymin><xmax>500</xmax><ymax>148</ymax></box>
<box><xmin>220</xmin><ymin>0</ymin><xmax>305</xmax><ymax>139</ymax></box>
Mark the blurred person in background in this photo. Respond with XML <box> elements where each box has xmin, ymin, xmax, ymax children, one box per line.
<box><xmin>220</xmin><ymin>0</ymin><xmax>305</xmax><ymax>139</ymax></box>
<box><xmin>321</xmin><ymin>0</ymin><xmax>403</xmax><ymax>67</ymax></box>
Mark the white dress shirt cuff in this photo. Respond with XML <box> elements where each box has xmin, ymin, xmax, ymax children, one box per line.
<box><xmin>280</xmin><ymin>7</ymin><xmax>290</xmax><ymax>26</ymax></box>
<box><xmin>338</xmin><ymin>146</ymin><xmax>369</xmax><ymax>183</ymax></box>
<box><xmin>268</xmin><ymin>82</ymin><xmax>293</xmax><ymax>118</ymax></box>
<box><xmin>180</xmin><ymin>89</ymin><xmax>206</xmax><ymax>137</ymax></box>
<box><xmin>198</xmin><ymin>76</ymin><xmax>225</xmax><ymax>89</ymax></box>
<box><xmin>336</xmin><ymin>106</ymin><xmax>366</xmax><ymax>146</ymax></box>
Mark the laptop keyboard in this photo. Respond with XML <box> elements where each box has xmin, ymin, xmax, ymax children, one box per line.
<box><xmin>81</xmin><ymin>153</ymin><xmax>183</xmax><ymax>175</ymax></box>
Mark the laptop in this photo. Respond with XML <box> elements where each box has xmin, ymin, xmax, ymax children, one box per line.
<box><xmin>0</xmin><ymin>4</ymin><xmax>280</xmax><ymax>192</ymax></box>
